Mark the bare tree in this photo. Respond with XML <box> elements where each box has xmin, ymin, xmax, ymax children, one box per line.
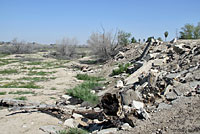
<box><xmin>87</xmin><ymin>28</ymin><xmax>131</xmax><ymax>60</ymax></box>
<box><xmin>56</xmin><ymin>37</ymin><xmax>78</xmax><ymax>59</ymax></box>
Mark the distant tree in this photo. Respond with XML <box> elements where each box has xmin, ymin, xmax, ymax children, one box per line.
<box><xmin>193</xmin><ymin>22</ymin><xmax>200</xmax><ymax>39</ymax></box>
<box><xmin>143</xmin><ymin>39</ymin><xmax>145</xmax><ymax>43</ymax></box>
<box><xmin>179</xmin><ymin>24</ymin><xmax>194</xmax><ymax>39</ymax></box>
<box><xmin>117</xmin><ymin>30</ymin><xmax>131</xmax><ymax>46</ymax></box>
<box><xmin>146</xmin><ymin>36</ymin><xmax>154</xmax><ymax>42</ymax></box>
<box><xmin>138</xmin><ymin>39</ymin><xmax>141</xmax><ymax>43</ymax></box>
<box><xmin>131</xmin><ymin>37</ymin><xmax>137</xmax><ymax>43</ymax></box>
<box><xmin>157</xmin><ymin>37</ymin><xmax>163</xmax><ymax>41</ymax></box>
<box><xmin>164</xmin><ymin>31</ymin><xmax>168</xmax><ymax>41</ymax></box>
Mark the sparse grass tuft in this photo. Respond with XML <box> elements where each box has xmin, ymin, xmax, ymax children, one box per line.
<box><xmin>0</xmin><ymin>53</ymin><xmax>9</xmax><ymax>58</ymax></box>
<box><xmin>66</xmin><ymin>81</ymin><xmax>101</xmax><ymax>105</ymax></box>
<box><xmin>112</xmin><ymin>63</ymin><xmax>131</xmax><ymax>76</ymax></box>
<box><xmin>27</xmin><ymin>61</ymin><xmax>43</xmax><ymax>65</ymax></box>
<box><xmin>50</xmin><ymin>87</ymin><xmax>57</xmax><ymax>90</ymax></box>
<box><xmin>76</xmin><ymin>74</ymin><xmax>105</xmax><ymax>81</ymax></box>
<box><xmin>0</xmin><ymin>81</ymin><xmax>41</xmax><ymax>89</ymax></box>
<box><xmin>0</xmin><ymin>59</ymin><xmax>19</xmax><ymax>66</ymax></box>
<box><xmin>8</xmin><ymin>91</ymin><xmax>34</xmax><ymax>95</ymax></box>
<box><xmin>56</xmin><ymin>128</ymin><xmax>88</xmax><ymax>134</ymax></box>
<box><xmin>14</xmin><ymin>96</ymin><xmax>27</xmax><ymax>100</ymax></box>
<box><xmin>19</xmin><ymin>77</ymin><xmax>56</xmax><ymax>82</ymax></box>
<box><xmin>28</xmin><ymin>71</ymin><xmax>56</xmax><ymax>76</ymax></box>
<box><xmin>50</xmin><ymin>97</ymin><xmax>56</xmax><ymax>99</ymax></box>
<box><xmin>0</xmin><ymin>69</ymin><xmax>18</xmax><ymax>74</ymax></box>
<box><xmin>0</xmin><ymin>92</ymin><xmax>6</xmax><ymax>95</ymax></box>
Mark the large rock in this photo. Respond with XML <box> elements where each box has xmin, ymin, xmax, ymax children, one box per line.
<box><xmin>125</xmin><ymin>60</ymin><xmax>153</xmax><ymax>85</ymax></box>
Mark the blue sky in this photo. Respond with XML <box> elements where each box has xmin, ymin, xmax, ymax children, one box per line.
<box><xmin>0</xmin><ymin>0</ymin><xmax>200</xmax><ymax>44</ymax></box>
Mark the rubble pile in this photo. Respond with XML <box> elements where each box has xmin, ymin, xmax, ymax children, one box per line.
<box><xmin>56</xmin><ymin>39</ymin><xmax>199</xmax><ymax>133</ymax></box>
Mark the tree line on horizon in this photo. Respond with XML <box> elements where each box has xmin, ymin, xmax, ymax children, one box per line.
<box><xmin>0</xmin><ymin>21</ymin><xmax>199</xmax><ymax>61</ymax></box>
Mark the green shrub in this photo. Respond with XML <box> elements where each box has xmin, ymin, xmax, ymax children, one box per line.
<box><xmin>0</xmin><ymin>69</ymin><xmax>18</xmax><ymax>74</ymax></box>
<box><xmin>76</xmin><ymin>74</ymin><xmax>105</xmax><ymax>81</ymax></box>
<box><xmin>0</xmin><ymin>92</ymin><xmax>6</xmax><ymax>95</ymax></box>
<box><xmin>112</xmin><ymin>63</ymin><xmax>131</xmax><ymax>76</ymax></box>
<box><xmin>14</xmin><ymin>96</ymin><xmax>27</xmax><ymax>100</ymax></box>
<box><xmin>66</xmin><ymin>81</ymin><xmax>101</xmax><ymax>105</ymax></box>
<box><xmin>57</xmin><ymin>128</ymin><xmax>88</xmax><ymax>134</ymax></box>
<box><xmin>0</xmin><ymin>81</ymin><xmax>41</xmax><ymax>89</ymax></box>
<box><xmin>8</xmin><ymin>91</ymin><xmax>34</xmax><ymax>95</ymax></box>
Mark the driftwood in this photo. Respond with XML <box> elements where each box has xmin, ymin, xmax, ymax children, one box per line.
<box><xmin>0</xmin><ymin>94</ymin><xmax>137</xmax><ymax>128</ymax></box>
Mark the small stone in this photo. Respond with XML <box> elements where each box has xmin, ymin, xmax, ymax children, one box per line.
<box><xmin>61</xmin><ymin>95</ymin><xmax>72</xmax><ymax>100</ymax></box>
<box><xmin>72</xmin><ymin>113</ymin><xmax>83</xmax><ymax>119</ymax></box>
<box><xmin>115</xmin><ymin>80</ymin><xmax>124</xmax><ymax>88</ymax></box>
<box><xmin>121</xmin><ymin>123</ymin><xmax>132</xmax><ymax>130</ymax></box>
<box><xmin>132</xmin><ymin>100</ymin><xmax>144</xmax><ymax>109</ymax></box>
<box><xmin>64</xmin><ymin>118</ymin><xmax>79</xmax><ymax>128</ymax></box>
<box><xmin>97</xmin><ymin>128</ymin><xmax>118</xmax><ymax>134</ymax></box>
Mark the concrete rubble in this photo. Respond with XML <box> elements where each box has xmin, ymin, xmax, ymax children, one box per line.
<box><xmin>0</xmin><ymin>39</ymin><xmax>199</xmax><ymax>134</ymax></box>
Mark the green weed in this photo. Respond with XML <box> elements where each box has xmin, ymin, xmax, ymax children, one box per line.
<box><xmin>112</xmin><ymin>63</ymin><xmax>131</xmax><ymax>76</ymax></box>
<box><xmin>8</xmin><ymin>91</ymin><xmax>34</xmax><ymax>95</ymax></box>
<box><xmin>0</xmin><ymin>92</ymin><xmax>6</xmax><ymax>95</ymax></box>
<box><xmin>0</xmin><ymin>69</ymin><xmax>18</xmax><ymax>74</ymax></box>
<box><xmin>66</xmin><ymin>81</ymin><xmax>101</xmax><ymax>105</ymax></box>
<box><xmin>14</xmin><ymin>96</ymin><xmax>27</xmax><ymax>100</ymax></box>
<box><xmin>76</xmin><ymin>74</ymin><xmax>105</xmax><ymax>81</ymax></box>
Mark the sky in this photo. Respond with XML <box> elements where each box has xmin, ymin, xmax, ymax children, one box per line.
<box><xmin>0</xmin><ymin>0</ymin><xmax>200</xmax><ymax>44</ymax></box>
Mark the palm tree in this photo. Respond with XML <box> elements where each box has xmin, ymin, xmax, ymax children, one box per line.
<box><xmin>164</xmin><ymin>31</ymin><xmax>169</xmax><ymax>41</ymax></box>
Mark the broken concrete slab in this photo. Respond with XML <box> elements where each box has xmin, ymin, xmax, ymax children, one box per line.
<box><xmin>165</xmin><ymin>91</ymin><xmax>177</xmax><ymax>101</ymax></box>
<box><xmin>125</xmin><ymin>60</ymin><xmax>153</xmax><ymax>85</ymax></box>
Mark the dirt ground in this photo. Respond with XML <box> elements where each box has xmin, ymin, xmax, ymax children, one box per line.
<box><xmin>117</xmin><ymin>95</ymin><xmax>200</xmax><ymax>134</ymax></box>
